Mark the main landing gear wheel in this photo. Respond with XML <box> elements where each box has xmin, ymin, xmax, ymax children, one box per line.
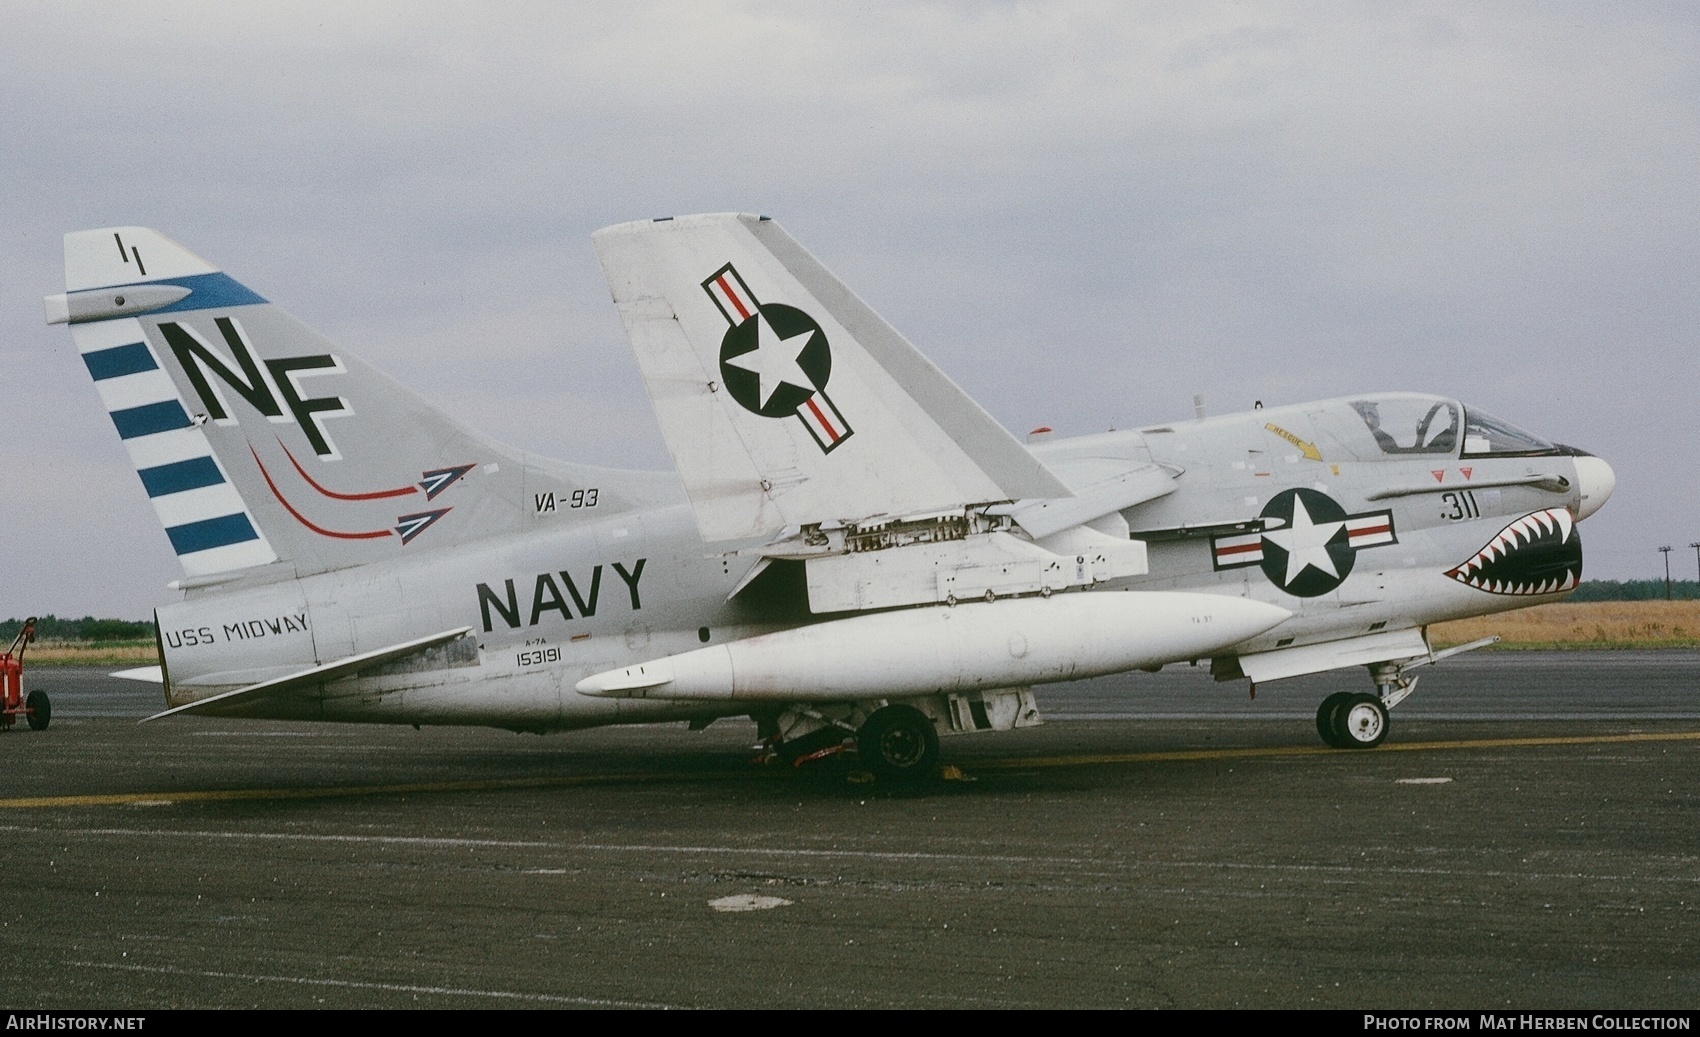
<box><xmin>857</xmin><ymin>705</ymin><xmax>939</xmax><ymax>782</ymax></box>
<box><xmin>25</xmin><ymin>690</ymin><xmax>50</xmax><ymax>731</ymax></box>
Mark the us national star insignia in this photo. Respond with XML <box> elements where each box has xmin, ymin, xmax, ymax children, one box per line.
<box><xmin>1211</xmin><ymin>487</ymin><xmax>1397</xmax><ymax>597</ymax></box>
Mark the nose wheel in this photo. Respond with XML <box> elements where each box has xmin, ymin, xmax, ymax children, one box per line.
<box><xmin>1315</xmin><ymin>692</ymin><xmax>1388</xmax><ymax>749</ymax></box>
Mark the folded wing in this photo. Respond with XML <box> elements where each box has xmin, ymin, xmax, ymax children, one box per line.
<box><xmin>593</xmin><ymin>214</ymin><xmax>1071</xmax><ymax>542</ymax></box>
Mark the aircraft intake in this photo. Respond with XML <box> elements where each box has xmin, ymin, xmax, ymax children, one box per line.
<box><xmin>576</xmin><ymin>592</ymin><xmax>1290</xmax><ymax>701</ymax></box>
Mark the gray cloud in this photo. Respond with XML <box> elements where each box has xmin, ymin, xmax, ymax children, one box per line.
<box><xmin>3</xmin><ymin>1</ymin><xmax>1695</xmax><ymax>617</ymax></box>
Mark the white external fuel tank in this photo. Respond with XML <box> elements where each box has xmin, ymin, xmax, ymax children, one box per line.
<box><xmin>576</xmin><ymin>591</ymin><xmax>1290</xmax><ymax>702</ymax></box>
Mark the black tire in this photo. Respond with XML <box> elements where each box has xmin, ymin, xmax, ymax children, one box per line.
<box><xmin>1330</xmin><ymin>692</ymin><xmax>1387</xmax><ymax>749</ymax></box>
<box><xmin>857</xmin><ymin>705</ymin><xmax>939</xmax><ymax>782</ymax></box>
<box><xmin>1315</xmin><ymin>692</ymin><xmax>1352</xmax><ymax>747</ymax></box>
<box><xmin>25</xmin><ymin>690</ymin><xmax>50</xmax><ymax>731</ymax></box>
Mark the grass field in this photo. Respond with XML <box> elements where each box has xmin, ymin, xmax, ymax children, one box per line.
<box><xmin>23</xmin><ymin>639</ymin><xmax>157</xmax><ymax>667</ymax></box>
<box><xmin>14</xmin><ymin>602</ymin><xmax>1700</xmax><ymax>669</ymax></box>
<box><xmin>1429</xmin><ymin>600</ymin><xmax>1700</xmax><ymax>650</ymax></box>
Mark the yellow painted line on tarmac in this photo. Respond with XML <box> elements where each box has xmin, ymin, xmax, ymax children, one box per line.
<box><xmin>0</xmin><ymin>770</ymin><xmax>736</xmax><ymax>810</ymax></box>
<box><xmin>975</xmin><ymin>729</ymin><xmax>1700</xmax><ymax>770</ymax></box>
<box><xmin>4</xmin><ymin>730</ymin><xmax>1698</xmax><ymax>809</ymax></box>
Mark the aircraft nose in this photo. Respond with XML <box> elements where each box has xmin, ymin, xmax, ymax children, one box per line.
<box><xmin>1573</xmin><ymin>456</ymin><xmax>1616</xmax><ymax>521</ymax></box>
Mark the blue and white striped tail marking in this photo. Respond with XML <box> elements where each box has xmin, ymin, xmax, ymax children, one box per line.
<box><xmin>72</xmin><ymin>316</ymin><xmax>277</xmax><ymax>577</ymax></box>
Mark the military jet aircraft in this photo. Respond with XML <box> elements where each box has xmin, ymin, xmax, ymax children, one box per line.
<box><xmin>45</xmin><ymin>215</ymin><xmax>1615</xmax><ymax>779</ymax></box>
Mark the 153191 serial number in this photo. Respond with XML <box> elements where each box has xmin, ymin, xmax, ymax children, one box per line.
<box><xmin>517</xmin><ymin>646</ymin><xmax>561</xmax><ymax>667</ymax></box>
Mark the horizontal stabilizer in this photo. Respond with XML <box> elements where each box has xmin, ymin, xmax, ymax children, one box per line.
<box><xmin>111</xmin><ymin>666</ymin><xmax>164</xmax><ymax>683</ymax></box>
<box><xmin>594</xmin><ymin>214</ymin><xmax>1071</xmax><ymax>541</ymax></box>
<box><xmin>142</xmin><ymin>626</ymin><xmax>473</xmax><ymax>722</ymax></box>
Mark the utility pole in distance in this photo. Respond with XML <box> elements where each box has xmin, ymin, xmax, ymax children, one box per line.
<box><xmin>1660</xmin><ymin>545</ymin><xmax>1674</xmax><ymax>600</ymax></box>
<box><xmin>1690</xmin><ymin>542</ymin><xmax>1700</xmax><ymax>588</ymax></box>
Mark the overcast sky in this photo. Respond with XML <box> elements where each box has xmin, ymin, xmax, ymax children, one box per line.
<box><xmin>3</xmin><ymin>2</ymin><xmax>1696</xmax><ymax>620</ymax></box>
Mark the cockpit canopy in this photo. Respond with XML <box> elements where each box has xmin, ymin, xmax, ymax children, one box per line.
<box><xmin>1350</xmin><ymin>393</ymin><xmax>1557</xmax><ymax>458</ymax></box>
<box><xmin>1458</xmin><ymin>408</ymin><xmax>1558</xmax><ymax>457</ymax></box>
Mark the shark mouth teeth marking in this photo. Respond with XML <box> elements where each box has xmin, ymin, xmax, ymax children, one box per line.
<box><xmin>1447</xmin><ymin>508</ymin><xmax>1582</xmax><ymax>596</ymax></box>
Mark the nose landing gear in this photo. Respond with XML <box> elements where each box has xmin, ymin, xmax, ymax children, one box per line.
<box><xmin>1313</xmin><ymin>633</ymin><xmax>1501</xmax><ymax>749</ymax></box>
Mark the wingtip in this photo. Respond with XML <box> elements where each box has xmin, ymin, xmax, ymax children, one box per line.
<box><xmin>591</xmin><ymin>212</ymin><xmax>768</xmax><ymax>239</ymax></box>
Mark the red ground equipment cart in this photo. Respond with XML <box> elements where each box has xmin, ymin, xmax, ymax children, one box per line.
<box><xmin>1</xmin><ymin>617</ymin><xmax>49</xmax><ymax>731</ymax></box>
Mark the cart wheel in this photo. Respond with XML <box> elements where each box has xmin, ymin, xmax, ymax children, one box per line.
<box><xmin>25</xmin><ymin>690</ymin><xmax>49</xmax><ymax>731</ymax></box>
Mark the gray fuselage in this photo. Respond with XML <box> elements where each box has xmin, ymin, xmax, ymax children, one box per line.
<box><xmin>153</xmin><ymin>393</ymin><xmax>1595</xmax><ymax>729</ymax></box>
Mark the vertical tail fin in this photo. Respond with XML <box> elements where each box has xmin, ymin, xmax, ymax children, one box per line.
<box><xmin>49</xmin><ymin>227</ymin><xmax>652</xmax><ymax>582</ymax></box>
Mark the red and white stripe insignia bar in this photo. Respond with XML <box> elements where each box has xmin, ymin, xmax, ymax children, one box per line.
<box><xmin>1212</xmin><ymin>531</ymin><xmax>1264</xmax><ymax>569</ymax></box>
<box><xmin>798</xmin><ymin>392</ymin><xmax>851</xmax><ymax>451</ymax></box>
<box><xmin>1346</xmin><ymin>512</ymin><xmax>1396</xmax><ymax>548</ymax></box>
<box><xmin>703</xmin><ymin>263</ymin><xmax>760</xmax><ymax>326</ymax></box>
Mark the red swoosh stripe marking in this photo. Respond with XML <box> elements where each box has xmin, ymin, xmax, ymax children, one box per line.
<box><xmin>278</xmin><ymin>440</ymin><xmax>417</xmax><ymax>501</ymax></box>
<box><xmin>250</xmin><ymin>447</ymin><xmax>393</xmax><ymax>540</ymax></box>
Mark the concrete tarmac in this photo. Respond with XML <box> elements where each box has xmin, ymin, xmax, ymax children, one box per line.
<box><xmin>1</xmin><ymin>654</ymin><xmax>1697</xmax><ymax>1009</ymax></box>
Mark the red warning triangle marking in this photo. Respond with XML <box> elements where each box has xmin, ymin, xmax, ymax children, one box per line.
<box><xmin>1460</xmin><ymin>467</ymin><xmax>1473</xmax><ymax>480</ymax></box>
<box><xmin>1431</xmin><ymin>470</ymin><xmax>1445</xmax><ymax>483</ymax></box>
